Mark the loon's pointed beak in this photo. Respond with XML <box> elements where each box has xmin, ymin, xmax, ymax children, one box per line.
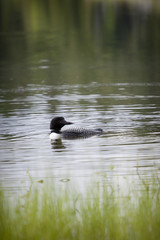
<box><xmin>64</xmin><ymin>121</ymin><xmax>73</xmax><ymax>125</ymax></box>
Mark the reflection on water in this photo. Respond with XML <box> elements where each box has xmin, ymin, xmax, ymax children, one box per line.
<box><xmin>0</xmin><ymin>0</ymin><xmax>160</xmax><ymax>193</ymax></box>
<box><xmin>51</xmin><ymin>139</ymin><xmax>66</xmax><ymax>151</ymax></box>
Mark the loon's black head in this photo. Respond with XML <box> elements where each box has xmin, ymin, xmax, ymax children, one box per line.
<box><xmin>50</xmin><ymin>117</ymin><xmax>73</xmax><ymax>133</ymax></box>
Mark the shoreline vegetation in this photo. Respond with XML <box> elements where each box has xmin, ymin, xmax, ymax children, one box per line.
<box><xmin>0</xmin><ymin>174</ymin><xmax>160</xmax><ymax>240</ymax></box>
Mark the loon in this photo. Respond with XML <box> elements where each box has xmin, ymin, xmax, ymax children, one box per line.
<box><xmin>49</xmin><ymin>117</ymin><xmax>103</xmax><ymax>140</ymax></box>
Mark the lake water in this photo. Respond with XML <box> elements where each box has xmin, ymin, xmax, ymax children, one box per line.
<box><xmin>0</xmin><ymin>0</ymin><xmax>160</xmax><ymax>194</ymax></box>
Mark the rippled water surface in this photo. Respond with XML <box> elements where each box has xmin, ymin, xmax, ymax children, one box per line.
<box><xmin>0</xmin><ymin>0</ymin><xmax>160</xmax><ymax>193</ymax></box>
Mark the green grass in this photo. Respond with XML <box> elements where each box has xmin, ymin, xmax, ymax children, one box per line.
<box><xmin>0</xmin><ymin>177</ymin><xmax>160</xmax><ymax>240</ymax></box>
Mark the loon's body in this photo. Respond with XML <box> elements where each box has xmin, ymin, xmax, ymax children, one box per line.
<box><xmin>49</xmin><ymin>117</ymin><xmax>103</xmax><ymax>140</ymax></box>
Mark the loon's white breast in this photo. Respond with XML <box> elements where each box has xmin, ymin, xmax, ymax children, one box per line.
<box><xmin>50</xmin><ymin>132</ymin><xmax>61</xmax><ymax>140</ymax></box>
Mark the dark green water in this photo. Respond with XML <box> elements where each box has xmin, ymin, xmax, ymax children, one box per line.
<box><xmin>0</xmin><ymin>0</ymin><xmax>160</xmax><ymax>192</ymax></box>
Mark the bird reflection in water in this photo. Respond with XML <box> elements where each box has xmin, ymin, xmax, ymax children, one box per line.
<box><xmin>50</xmin><ymin>139</ymin><xmax>66</xmax><ymax>151</ymax></box>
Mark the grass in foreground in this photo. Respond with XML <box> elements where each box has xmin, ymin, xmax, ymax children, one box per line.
<box><xmin>0</xmin><ymin>177</ymin><xmax>160</xmax><ymax>240</ymax></box>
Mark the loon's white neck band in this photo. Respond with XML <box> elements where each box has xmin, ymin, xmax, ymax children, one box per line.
<box><xmin>51</xmin><ymin>129</ymin><xmax>61</xmax><ymax>134</ymax></box>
